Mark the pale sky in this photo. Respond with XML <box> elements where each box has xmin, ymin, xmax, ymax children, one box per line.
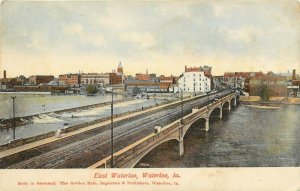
<box><xmin>1</xmin><ymin>0</ymin><xmax>300</xmax><ymax>78</ymax></box>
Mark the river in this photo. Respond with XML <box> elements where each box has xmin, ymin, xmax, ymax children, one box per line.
<box><xmin>137</xmin><ymin>104</ymin><xmax>300</xmax><ymax>167</ymax></box>
<box><xmin>0</xmin><ymin>93</ymin><xmax>123</xmax><ymax>119</ymax></box>
<box><xmin>0</xmin><ymin>93</ymin><xmax>167</xmax><ymax>145</ymax></box>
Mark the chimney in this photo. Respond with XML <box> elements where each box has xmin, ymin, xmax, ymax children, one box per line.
<box><xmin>3</xmin><ymin>70</ymin><xmax>6</xmax><ymax>79</ymax></box>
<box><xmin>292</xmin><ymin>69</ymin><xmax>296</xmax><ymax>80</ymax></box>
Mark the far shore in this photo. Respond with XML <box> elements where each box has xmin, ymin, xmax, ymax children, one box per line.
<box><xmin>240</xmin><ymin>96</ymin><xmax>300</xmax><ymax>105</ymax></box>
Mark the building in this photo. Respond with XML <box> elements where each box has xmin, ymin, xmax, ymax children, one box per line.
<box><xmin>81</xmin><ymin>73</ymin><xmax>110</xmax><ymax>86</ymax></box>
<box><xmin>124</xmin><ymin>77</ymin><xmax>160</xmax><ymax>93</ymax></box>
<box><xmin>178</xmin><ymin>66</ymin><xmax>212</xmax><ymax>94</ymax></box>
<box><xmin>135</xmin><ymin>69</ymin><xmax>157</xmax><ymax>81</ymax></box>
<box><xmin>223</xmin><ymin>72</ymin><xmax>265</xmax><ymax>90</ymax></box>
<box><xmin>249</xmin><ymin>75</ymin><xmax>287</xmax><ymax>97</ymax></box>
<box><xmin>277</xmin><ymin>70</ymin><xmax>299</xmax><ymax>80</ymax></box>
<box><xmin>109</xmin><ymin>72</ymin><xmax>122</xmax><ymax>85</ymax></box>
<box><xmin>29</xmin><ymin>75</ymin><xmax>54</xmax><ymax>85</ymax></box>
<box><xmin>287</xmin><ymin>69</ymin><xmax>300</xmax><ymax>97</ymax></box>
<box><xmin>0</xmin><ymin>78</ymin><xmax>23</xmax><ymax>90</ymax></box>
<box><xmin>59</xmin><ymin>74</ymin><xmax>81</xmax><ymax>87</ymax></box>
<box><xmin>159</xmin><ymin>75</ymin><xmax>176</xmax><ymax>90</ymax></box>
<box><xmin>212</xmin><ymin>76</ymin><xmax>226</xmax><ymax>90</ymax></box>
<box><xmin>117</xmin><ymin>62</ymin><xmax>123</xmax><ymax>76</ymax></box>
<box><xmin>107</xmin><ymin>63</ymin><xmax>125</xmax><ymax>85</ymax></box>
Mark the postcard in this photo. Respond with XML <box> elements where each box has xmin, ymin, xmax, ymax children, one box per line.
<box><xmin>0</xmin><ymin>0</ymin><xmax>300</xmax><ymax>190</ymax></box>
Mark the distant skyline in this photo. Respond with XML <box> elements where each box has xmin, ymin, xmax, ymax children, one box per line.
<box><xmin>1</xmin><ymin>0</ymin><xmax>300</xmax><ymax>78</ymax></box>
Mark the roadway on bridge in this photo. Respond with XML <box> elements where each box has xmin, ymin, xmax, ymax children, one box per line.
<box><xmin>0</xmin><ymin>90</ymin><xmax>232</xmax><ymax>168</ymax></box>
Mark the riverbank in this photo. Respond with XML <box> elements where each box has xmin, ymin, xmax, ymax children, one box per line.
<box><xmin>239</xmin><ymin>96</ymin><xmax>300</xmax><ymax>106</ymax></box>
<box><xmin>245</xmin><ymin>105</ymin><xmax>281</xmax><ymax>109</ymax></box>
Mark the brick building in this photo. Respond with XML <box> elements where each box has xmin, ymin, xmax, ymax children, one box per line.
<box><xmin>59</xmin><ymin>74</ymin><xmax>81</xmax><ymax>87</ymax></box>
<box><xmin>159</xmin><ymin>75</ymin><xmax>176</xmax><ymax>90</ymax></box>
<box><xmin>135</xmin><ymin>69</ymin><xmax>157</xmax><ymax>81</ymax></box>
<box><xmin>29</xmin><ymin>75</ymin><xmax>54</xmax><ymax>85</ymax></box>
<box><xmin>109</xmin><ymin>73</ymin><xmax>122</xmax><ymax>85</ymax></box>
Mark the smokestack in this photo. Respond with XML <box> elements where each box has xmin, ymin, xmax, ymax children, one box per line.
<box><xmin>293</xmin><ymin>69</ymin><xmax>296</xmax><ymax>80</ymax></box>
<box><xmin>3</xmin><ymin>70</ymin><xmax>6</xmax><ymax>79</ymax></box>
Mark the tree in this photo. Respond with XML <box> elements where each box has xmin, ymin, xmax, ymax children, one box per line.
<box><xmin>86</xmin><ymin>84</ymin><xmax>98</xmax><ymax>95</ymax></box>
<box><xmin>258</xmin><ymin>84</ymin><xmax>272</xmax><ymax>101</ymax></box>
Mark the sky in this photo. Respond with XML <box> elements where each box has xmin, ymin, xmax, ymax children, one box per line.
<box><xmin>1</xmin><ymin>0</ymin><xmax>300</xmax><ymax>78</ymax></box>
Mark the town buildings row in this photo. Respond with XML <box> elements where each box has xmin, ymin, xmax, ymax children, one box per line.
<box><xmin>1</xmin><ymin>63</ymin><xmax>299</xmax><ymax>97</ymax></box>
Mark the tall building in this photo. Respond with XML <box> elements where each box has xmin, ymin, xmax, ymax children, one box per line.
<box><xmin>109</xmin><ymin>63</ymin><xmax>124</xmax><ymax>85</ymax></box>
<box><xmin>117</xmin><ymin>62</ymin><xmax>123</xmax><ymax>76</ymax></box>
<box><xmin>59</xmin><ymin>74</ymin><xmax>81</xmax><ymax>87</ymax></box>
<box><xmin>178</xmin><ymin>66</ymin><xmax>212</xmax><ymax>94</ymax></box>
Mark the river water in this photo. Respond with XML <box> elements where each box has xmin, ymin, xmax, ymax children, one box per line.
<box><xmin>138</xmin><ymin>104</ymin><xmax>300</xmax><ymax>167</ymax></box>
<box><xmin>0</xmin><ymin>93</ymin><xmax>167</xmax><ymax>145</ymax></box>
<box><xmin>0</xmin><ymin>93</ymin><xmax>123</xmax><ymax>119</ymax></box>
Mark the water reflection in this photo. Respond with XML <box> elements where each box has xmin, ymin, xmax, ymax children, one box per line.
<box><xmin>137</xmin><ymin>105</ymin><xmax>300</xmax><ymax>167</ymax></box>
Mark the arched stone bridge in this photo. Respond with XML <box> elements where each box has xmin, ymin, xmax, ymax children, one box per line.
<box><xmin>89</xmin><ymin>92</ymin><xmax>239</xmax><ymax>168</ymax></box>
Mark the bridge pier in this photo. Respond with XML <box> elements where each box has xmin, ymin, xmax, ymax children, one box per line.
<box><xmin>179</xmin><ymin>138</ymin><xmax>184</xmax><ymax>156</ymax></box>
<box><xmin>228</xmin><ymin>103</ymin><xmax>231</xmax><ymax>112</ymax></box>
<box><xmin>205</xmin><ymin>118</ymin><xmax>209</xmax><ymax>131</ymax></box>
<box><xmin>220</xmin><ymin>108</ymin><xmax>223</xmax><ymax>119</ymax></box>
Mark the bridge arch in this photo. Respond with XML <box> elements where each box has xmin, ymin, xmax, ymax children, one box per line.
<box><xmin>207</xmin><ymin>106</ymin><xmax>222</xmax><ymax>119</ymax></box>
<box><xmin>222</xmin><ymin>101</ymin><xmax>230</xmax><ymax>110</ymax></box>
<box><xmin>182</xmin><ymin>117</ymin><xmax>208</xmax><ymax>138</ymax></box>
<box><xmin>132</xmin><ymin>138</ymin><xmax>180</xmax><ymax>168</ymax></box>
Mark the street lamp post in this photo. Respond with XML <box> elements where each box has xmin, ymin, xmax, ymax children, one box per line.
<box><xmin>206</xmin><ymin>91</ymin><xmax>209</xmax><ymax>103</ymax></box>
<box><xmin>110</xmin><ymin>88</ymin><xmax>114</xmax><ymax>168</ymax></box>
<box><xmin>11</xmin><ymin>96</ymin><xmax>16</xmax><ymax>140</ymax></box>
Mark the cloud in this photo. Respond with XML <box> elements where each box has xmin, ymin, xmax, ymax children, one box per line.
<box><xmin>27</xmin><ymin>32</ymin><xmax>48</xmax><ymax>50</ymax></box>
<box><xmin>97</xmin><ymin>5</ymin><xmax>141</xmax><ymax>30</ymax></box>
<box><xmin>211</xmin><ymin>3</ymin><xmax>239</xmax><ymax>17</ymax></box>
<box><xmin>63</xmin><ymin>23</ymin><xmax>106</xmax><ymax>47</ymax></box>
<box><xmin>155</xmin><ymin>4</ymin><xmax>192</xmax><ymax>18</ymax></box>
<box><xmin>220</xmin><ymin>26</ymin><xmax>261</xmax><ymax>44</ymax></box>
<box><xmin>63</xmin><ymin>23</ymin><xmax>83</xmax><ymax>35</ymax></box>
<box><xmin>119</xmin><ymin>32</ymin><xmax>156</xmax><ymax>48</ymax></box>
